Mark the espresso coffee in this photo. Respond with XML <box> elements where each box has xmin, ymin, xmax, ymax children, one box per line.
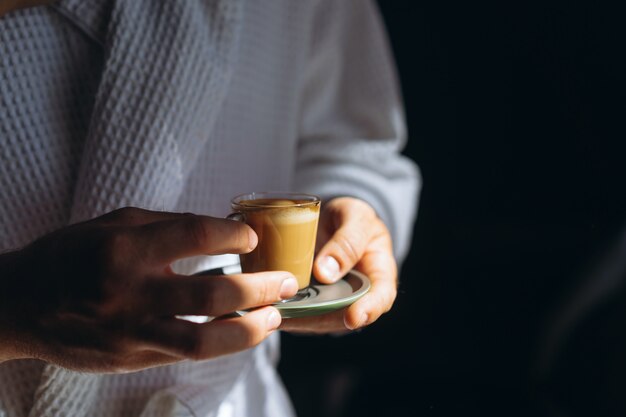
<box><xmin>235</xmin><ymin>198</ymin><xmax>320</xmax><ymax>289</ymax></box>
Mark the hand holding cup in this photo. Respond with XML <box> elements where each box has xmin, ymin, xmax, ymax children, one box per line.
<box><xmin>0</xmin><ymin>207</ymin><xmax>299</xmax><ymax>372</ymax></box>
<box><xmin>280</xmin><ymin>197</ymin><xmax>398</xmax><ymax>333</ymax></box>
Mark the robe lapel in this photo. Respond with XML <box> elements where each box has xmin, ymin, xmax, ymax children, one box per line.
<box><xmin>66</xmin><ymin>0</ymin><xmax>244</xmax><ymax>223</ymax></box>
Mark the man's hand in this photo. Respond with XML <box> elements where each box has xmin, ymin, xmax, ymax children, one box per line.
<box><xmin>279</xmin><ymin>197</ymin><xmax>397</xmax><ymax>333</ymax></box>
<box><xmin>0</xmin><ymin>207</ymin><xmax>299</xmax><ymax>372</ymax></box>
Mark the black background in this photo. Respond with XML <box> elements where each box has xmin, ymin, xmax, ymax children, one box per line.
<box><xmin>279</xmin><ymin>1</ymin><xmax>626</xmax><ymax>416</ymax></box>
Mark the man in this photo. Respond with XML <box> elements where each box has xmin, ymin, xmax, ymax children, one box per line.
<box><xmin>0</xmin><ymin>0</ymin><xmax>420</xmax><ymax>415</ymax></box>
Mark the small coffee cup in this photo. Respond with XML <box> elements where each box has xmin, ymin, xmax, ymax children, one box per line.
<box><xmin>229</xmin><ymin>192</ymin><xmax>321</xmax><ymax>295</ymax></box>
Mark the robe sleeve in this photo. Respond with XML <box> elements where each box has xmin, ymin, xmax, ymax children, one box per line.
<box><xmin>294</xmin><ymin>0</ymin><xmax>421</xmax><ymax>262</ymax></box>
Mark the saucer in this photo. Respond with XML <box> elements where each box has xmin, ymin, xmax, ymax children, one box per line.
<box><xmin>273</xmin><ymin>270</ymin><xmax>371</xmax><ymax>318</ymax></box>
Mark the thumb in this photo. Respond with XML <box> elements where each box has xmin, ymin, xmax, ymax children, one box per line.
<box><xmin>313</xmin><ymin>225</ymin><xmax>369</xmax><ymax>284</ymax></box>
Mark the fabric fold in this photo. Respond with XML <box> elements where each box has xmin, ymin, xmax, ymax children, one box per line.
<box><xmin>28</xmin><ymin>367</ymin><xmax>102</xmax><ymax>417</ymax></box>
<box><xmin>68</xmin><ymin>0</ymin><xmax>244</xmax><ymax>223</ymax></box>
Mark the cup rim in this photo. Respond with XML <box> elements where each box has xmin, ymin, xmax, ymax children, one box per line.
<box><xmin>231</xmin><ymin>191</ymin><xmax>321</xmax><ymax>209</ymax></box>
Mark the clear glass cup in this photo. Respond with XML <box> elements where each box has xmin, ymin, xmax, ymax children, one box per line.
<box><xmin>229</xmin><ymin>192</ymin><xmax>321</xmax><ymax>301</ymax></box>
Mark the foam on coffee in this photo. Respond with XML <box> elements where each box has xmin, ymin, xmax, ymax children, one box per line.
<box><xmin>265</xmin><ymin>207</ymin><xmax>318</xmax><ymax>225</ymax></box>
<box><xmin>238</xmin><ymin>199</ymin><xmax>318</xmax><ymax>224</ymax></box>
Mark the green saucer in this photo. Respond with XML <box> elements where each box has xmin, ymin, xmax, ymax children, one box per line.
<box><xmin>273</xmin><ymin>270</ymin><xmax>371</xmax><ymax>318</ymax></box>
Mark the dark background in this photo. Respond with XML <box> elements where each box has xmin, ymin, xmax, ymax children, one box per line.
<box><xmin>279</xmin><ymin>1</ymin><xmax>626</xmax><ymax>416</ymax></box>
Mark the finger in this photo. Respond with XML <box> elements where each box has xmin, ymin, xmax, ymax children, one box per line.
<box><xmin>280</xmin><ymin>274</ymin><xmax>397</xmax><ymax>334</ymax></box>
<box><xmin>136</xmin><ymin>306</ymin><xmax>282</xmax><ymax>360</ymax></box>
<box><xmin>108</xmin><ymin>350</ymin><xmax>182</xmax><ymax>373</ymax></box>
<box><xmin>279</xmin><ymin>309</ymin><xmax>347</xmax><ymax>334</ymax></box>
<box><xmin>284</xmin><ymin>234</ymin><xmax>398</xmax><ymax>333</ymax></box>
<box><xmin>280</xmin><ymin>270</ymin><xmax>396</xmax><ymax>333</ymax></box>
<box><xmin>342</xmin><ymin>278</ymin><xmax>396</xmax><ymax>330</ymax></box>
<box><xmin>136</xmin><ymin>215</ymin><xmax>257</xmax><ymax>264</ymax></box>
<box><xmin>142</xmin><ymin>272</ymin><xmax>298</xmax><ymax>316</ymax></box>
<box><xmin>313</xmin><ymin>218</ymin><xmax>373</xmax><ymax>284</ymax></box>
<box><xmin>97</xmin><ymin>207</ymin><xmax>192</xmax><ymax>227</ymax></box>
<box><xmin>343</xmin><ymin>243</ymin><xmax>398</xmax><ymax>330</ymax></box>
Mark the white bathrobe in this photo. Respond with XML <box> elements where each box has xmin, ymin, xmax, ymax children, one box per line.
<box><xmin>0</xmin><ymin>0</ymin><xmax>420</xmax><ymax>416</ymax></box>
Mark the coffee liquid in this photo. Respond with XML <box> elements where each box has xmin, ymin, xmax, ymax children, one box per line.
<box><xmin>238</xmin><ymin>199</ymin><xmax>320</xmax><ymax>289</ymax></box>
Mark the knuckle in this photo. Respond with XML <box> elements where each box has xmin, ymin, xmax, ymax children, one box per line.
<box><xmin>193</xmin><ymin>281</ymin><xmax>220</xmax><ymax>314</ymax></box>
<box><xmin>234</xmin><ymin>320</ymin><xmax>264</xmax><ymax>348</ymax></box>
<box><xmin>255</xmin><ymin>279</ymin><xmax>272</xmax><ymax>304</ymax></box>
<box><xmin>184</xmin><ymin>215</ymin><xmax>212</xmax><ymax>249</ymax></box>
<box><xmin>105</xmin><ymin>207</ymin><xmax>142</xmax><ymax>223</ymax></box>
<box><xmin>89</xmin><ymin>230</ymin><xmax>137</xmax><ymax>304</ymax></box>
<box><xmin>181</xmin><ymin>327</ymin><xmax>206</xmax><ymax>360</ymax></box>
<box><xmin>95</xmin><ymin>229</ymin><xmax>134</xmax><ymax>274</ymax></box>
<box><xmin>334</xmin><ymin>233</ymin><xmax>361</xmax><ymax>265</ymax></box>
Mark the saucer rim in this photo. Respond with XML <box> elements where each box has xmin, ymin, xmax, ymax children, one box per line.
<box><xmin>273</xmin><ymin>270</ymin><xmax>370</xmax><ymax>317</ymax></box>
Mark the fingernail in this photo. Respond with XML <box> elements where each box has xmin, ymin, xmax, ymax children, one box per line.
<box><xmin>279</xmin><ymin>277</ymin><xmax>298</xmax><ymax>299</ymax></box>
<box><xmin>318</xmin><ymin>256</ymin><xmax>341</xmax><ymax>281</ymax></box>
<box><xmin>267</xmin><ymin>310</ymin><xmax>281</xmax><ymax>330</ymax></box>
<box><xmin>345</xmin><ymin>312</ymin><xmax>369</xmax><ymax>330</ymax></box>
